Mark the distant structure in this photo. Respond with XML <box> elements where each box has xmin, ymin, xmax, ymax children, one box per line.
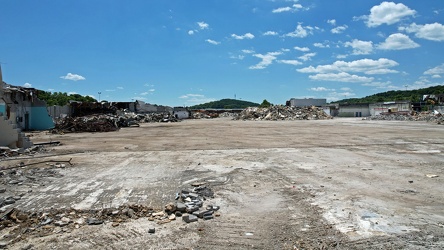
<box><xmin>287</xmin><ymin>98</ymin><xmax>327</xmax><ymax>107</ymax></box>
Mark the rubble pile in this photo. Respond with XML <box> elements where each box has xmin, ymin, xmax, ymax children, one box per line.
<box><xmin>52</xmin><ymin>115</ymin><xmax>121</xmax><ymax>133</ymax></box>
<box><xmin>141</xmin><ymin>113</ymin><xmax>180</xmax><ymax>123</ymax></box>
<box><xmin>191</xmin><ymin>111</ymin><xmax>217</xmax><ymax>119</ymax></box>
<box><xmin>234</xmin><ymin>105</ymin><xmax>332</xmax><ymax>121</ymax></box>
<box><xmin>365</xmin><ymin>111</ymin><xmax>443</xmax><ymax>125</ymax></box>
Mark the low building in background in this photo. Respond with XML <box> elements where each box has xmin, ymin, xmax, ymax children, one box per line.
<box><xmin>287</xmin><ymin>98</ymin><xmax>327</xmax><ymax>107</ymax></box>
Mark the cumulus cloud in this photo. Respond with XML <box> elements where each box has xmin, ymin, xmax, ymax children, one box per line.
<box><xmin>313</xmin><ymin>42</ymin><xmax>329</xmax><ymax>48</ymax></box>
<box><xmin>188</xmin><ymin>30</ymin><xmax>194</xmax><ymax>35</ymax></box>
<box><xmin>424</xmin><ymin>64</ymin><xmax>444</xmax><ymax>75</ymax></box>
<box><xmin>377</xmin><ymin>33</ymin><xmax>420</xmax><ymax>50</ymax></box>
<box><xmin>249</xmin><ymin>52</ymin><xmax>282</xmax><ymax>69</ymax></box>
<box><xmin>278</xmin><ymin>60</ymin><xmax>302</xmax><ymax>66</ymax></box>
<box><xmin>400</xmin><ymin>22</ymin><xmax>444</xmax><ymax>41</ymax></box>
<box><xmin>272</xmin><ymin>3</ymin><xmax>304</xmax><ymax>13</ymax></box>
<box><xmin>298</xmin><ymin>52</ymin><xmax>316</xmax><ymax>61</ymax></box>
<box><xmin>309</xmin><ymin>72</ymin><xmax>374</xmax><ymax>83</ymax></box>
<box><xmin>294</xmin><ymin>46</ymin><xmax>310</xmax><ymax>52</ymax></box>
<box><xmin>263</xmin><ymin>31</ymin><xmax>278</xmax><ymax>36</ymax></box>
<box><xmin>285</xmin><ymin>24</ymin><xmax>314</xmax><ymax>38</ymax></box>
<box><xmin>327</xmin><ymin>19</ymin><xmax>336</xmax><ymax>26</ymax></box>
<box><xmin>297</xmin><ymin>58</ymin><xmax>399</xmax><ymax>75</ymax></box>
<box><xmin>344</xmin><ymin>39</ymin><xmax>373</xmax><ymax>55</ymax></box>
<box><xmin>231</xmin><ymin>33</ymin><xmax>255</xmax><ymax>40</ymax></box>
<box><xmin>331</xmin><ymin>25</ymin><xmax>348</xmax><ymax>34</ymax></box>
<box><xmin>23</xmin><ymin>83</ymin><xmax>32</xmax><ymax>88</ymax></box>
<box><xmin>206</xmin><ymin>39</ymin><xmax>220</xmax><ymax>45</ymax></box>
<box><xmin>366</xmin><ymin>1</ymin><xmax>416</xmax><ymax>27</ymax></box>
<box><xmin>60</xmin><ymin>73</ymin><xmax>85</xmax><ymax>81</ymax></box>
<box><xmin>197</xmin><ymin>21</ymin><xmax>209</xmax><ymax>30</ymax></box>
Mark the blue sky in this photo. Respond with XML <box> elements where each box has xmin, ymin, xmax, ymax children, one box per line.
<box><xmin>1</xmin><ymin>0</ymin><xmax>444</xmax><ymax>106</ymax></box>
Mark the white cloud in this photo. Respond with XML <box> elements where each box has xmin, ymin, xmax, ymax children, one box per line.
<box><xmin>23</xmin><ymin>83</ymin><xmax>32</xmax><ymax>88</ymax></box>
<box><xmin>400</xmin><ymin>22</ymin><xmax>444</xmax><ymax>41</ymax></box>
<box><xmin>285</xmin><ymin>24</ymin><xmax>314</xmax><ymax>38</ymax></box>
<box><xmin>431</xmin><ymin>75</ymin><xmax>441</xmax><ymax>78</ymax></box>
<box><xmin>232</xmin><ymin>33</ymin><xmax>255</xmax><ymax>40</ymax></box>
<box><xmin>242</xmin><ymin>49</ymin><xmax>255</xmax><ymax>54</ymax></box>
<box><xmin>272</xmin><ymin>3</ymin><xmax>304</xmax><ymax>13</ymax></box>
<box><xmin>272</xmin><ymin>6</ymin><xmax>292</xmax><ymax>13</ymax></box>
<box><xmin>117</xmin><ymin>86</ymin><xmax>124</xmax><ymax>89</ymax></box>
<box><xmin>344</xmin><ymin>39</ymin><xmax>373</xmax><ymax>55</ymax></box>
<box><xmin>327</xmin><ymin>19</ymin><xmax>336</xmax><ymax>26</ymax></box>
<box><xmin>249</xmin><ymin>52</ymin><xmax>282</xmax><ymax>70</ymax></box>
<box><xmin>313</xmin><ymin>42</ymin><xmax>329</xmax><ymax>48</ymax></box>
<box><xmin>263</xmin><ymin>31</ymin><xmax>278</xmax><ymax>36</ymax></box>
<box><xmin>298</xmin><ymin>52</ymin><xmax>316</xmax><ymax>61</ymax></box>
<box><xmin>278</xmin><ymin>59</ymin><xmax>302</xmax><ymax>66</ymax></box>
<box><xmin>297</xmin><ymin>58</ymin><xmax>399</xmax><ymax>75</ymax></box>
<box><xmin>309</xmin><ymin>72</ymin><xmax>374</xmax><ymax>83</ymax></box>
<box><xmin>310</xmin><ymin>87</ymin><xmax>334</xmax><ymax>92</ymax></box>
<box><xmin>60</xmin><ymin>73</ymin><xmax>85</xmax><ymax>81</ymax></box>
<box><xmin>366</xmin><ymin>1</ymin><xmax>416</xmax><ymax>27</ymax></box>
<box><xmin>377</xmin><ymin>33</ymin><xmax>419</xmax><ymax>50</ymax></box>
<box><xmin>197</xmin><ymin>21</ymin><xmax>209</xmax><ymax>30</ymax></box>
<box><xmin>331</xmin><ymin>25</ymin><xmax>348</xmax><ymax>34</ymax></box>
<box><xmin>206</xmin><ymin>39</ymin><xmax>220</xmax><ymax>45</ymax></box>
<box><xmin>294</xmin><ymin>46</ymin><xmax>310</xmax><ymax>52</ymax></box>
<box><xmin>424</xmin><ymin>64</ymin><xmax>444</xmax><ymax>75</ymax></box>
<box><xmin>188</xmin><ymin>30</ymin><xmax>195</xmax><ymax>35</ymax></box>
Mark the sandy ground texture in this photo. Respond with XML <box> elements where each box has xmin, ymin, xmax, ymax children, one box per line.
<box><xmin>1</xmin><ymin>117</ymin><xmax>444</xmax><ymax>249</ymax></box>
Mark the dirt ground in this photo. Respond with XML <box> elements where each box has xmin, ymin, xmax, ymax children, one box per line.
<box><xmin>1</xmin><ymin>117</ymin><xmax>444</xmax><ymax>249</ymax></box>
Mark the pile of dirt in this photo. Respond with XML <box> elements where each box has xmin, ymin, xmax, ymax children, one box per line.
<box><xmin>365</xmin><ymin>110</ymin><xmax>444</xmax><ymax>124</ymax></box>
<box><xmin>234</xmin><ymin>105</ymin><xmax>332</xmax><ymax>121</ymax></box>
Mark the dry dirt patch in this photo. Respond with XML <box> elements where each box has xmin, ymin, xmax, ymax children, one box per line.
<box><xmin>1</xmin><ymin>118</ymin><xmax>443</xmax><ymax>249</ymax></box>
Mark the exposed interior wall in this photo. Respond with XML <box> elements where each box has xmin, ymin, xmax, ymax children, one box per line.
<box><xmin>30</xmin><ymin>106</ymin><xmax>55</xmax><ymax>130</ymax></box>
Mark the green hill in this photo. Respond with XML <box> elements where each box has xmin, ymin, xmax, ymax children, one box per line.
<box><xmin>189</xmin><ymin>98</ymin><xmax>260</xmax><ymax>109</ymax></box>
<box><xmin>333</xmin><ymin>85</ymin><xmax>444</xmax><ymax>104</ymax></box>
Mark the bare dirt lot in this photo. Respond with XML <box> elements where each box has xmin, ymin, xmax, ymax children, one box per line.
<box><xmin>1</xmin><ymin>118</ymin><xmax>444</xmax><ymax>249</ymax></box>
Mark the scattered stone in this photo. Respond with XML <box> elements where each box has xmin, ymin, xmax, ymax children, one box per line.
<box><xmin>148</xmin><ymin>228</ymin><xmax>155</xmax><ymax>234</ymax></box>
<box><xmin>86</xmin><ymin>217</ymin><xmax>103</xmax><ymax>225</ymax></box>
<box><xmin>0</xmin><ymin>188</ymin><xmax>5</xmax><ymax>193</ymax></box>
<box><xmin>182</xmin><ymin>214</ymin><xmax>198</xmax><ymax>223</ymax></box>
<box><xmin>168</xmin><ymin>214</ymin><xmax>176</xmax><ymax>220</ymax></box>
<box><xmin>112</xmin><ymin>222</ymin><xmax>120</xmax><ymax>227</ymax></box>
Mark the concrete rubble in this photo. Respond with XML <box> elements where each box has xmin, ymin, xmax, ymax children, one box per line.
<box><xmin>0</xmin><ymin>169</ymin><xmax>219</xmax><ymax>245</ymax></box>
<box><xmin>234</xmin><ymin>105</ymin><xmax>332</xmax><ymax>121</ymax></box>
<box><xmin>365</xmin><ymin>110</ymin><xmax>444</xmax><ymax>125</ymax></box>
<box><xmin>52</xmin><ymin>111</ymin><xmax>182</xmax><ymax>133</ymax></box>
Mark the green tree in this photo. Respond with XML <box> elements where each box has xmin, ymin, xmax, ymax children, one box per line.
<box><xmin>259</xmin><ymin>99</ymin><xmax>272</xmax><ymax>108</ymax></box>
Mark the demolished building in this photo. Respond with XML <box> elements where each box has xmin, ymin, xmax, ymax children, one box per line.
<box><xmin>0</xmin><ymin>66</ymin><xmax>54</xmax><ymax>148</ymax></box>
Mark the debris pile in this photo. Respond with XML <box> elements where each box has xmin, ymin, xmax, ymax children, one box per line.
<box><xmin>140</xmin><ymin>113</ymin><xmax>180</xmax><ymax>123</ymax></box>
<box><xmin>234</xmin><ymin>105</ymin><xmax>332</xmax><ymax>121</ymax></box>
<box><xmin>52</xmin><ymin>115</ymin><xmax>121</xmax><ymax>133</ymax></box>
<box><xmin>365</xmin><ymin>110</ymin><xmax>443</xmax><ymax>125</ymax></box>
